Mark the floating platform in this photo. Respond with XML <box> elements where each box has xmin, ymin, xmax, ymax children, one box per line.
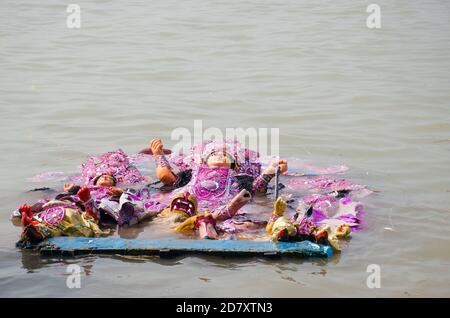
<box><xmin>38</xmin><ymin>237</ymin><xmax>333</xmax><ymax>258</ymax></box>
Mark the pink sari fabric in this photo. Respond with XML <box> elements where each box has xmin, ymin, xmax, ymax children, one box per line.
<box><xmin>294</xmin><ymin>194</ymin><xmax>365</xmax><ymax>231</ymax></box>
<box><xmin>80</xmin><ymin>149</ymin><xmax>146</xmax><ymax>186</ymax></box>
<box><xmin>172</xmin><ymin>165</ymin><xmax>240</xmax><ymax>211</ymax></box>
<box><xmin>287</xmin><ymin>175</ymin><xmax>372</xmax><ymax>197</ymax></box>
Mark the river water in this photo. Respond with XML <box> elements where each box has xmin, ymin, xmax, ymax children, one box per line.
<box><xmin>1</xmin><ymin>0</ymin><xmax>449</xmax><ymax>297</ymax></box>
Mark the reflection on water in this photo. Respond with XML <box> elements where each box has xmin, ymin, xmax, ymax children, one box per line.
<box><xmin>19</xmin><ymin>246</ymin><xmax>340</xmax><ymax>275</ymax></box>
<box><xmin>20</xmin><ymin>249</ymin><xmax>95</xmax><ymax>276</ymax></box>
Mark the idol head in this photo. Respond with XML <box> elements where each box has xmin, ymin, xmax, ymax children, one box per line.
<box><xmin>204</xmin><ymin>148</ymin><xmax>236</xmax><ymax>169</ymax></box>
<box><xmin>93</xmin><ymin>174</ymin><xmax>117</xmax><ymax>187</ymax></box>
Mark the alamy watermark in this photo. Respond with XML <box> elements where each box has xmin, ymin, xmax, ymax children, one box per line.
<box><xmin>66</xmin><ymin>4</ymin><xmax>381</xmax><ymax>30</ymax></box>
<box><xmin>66</xmin><ymin>264</ymin><xmax>82</xmax><ymax>289</ymax></box>
<box><xmin>66</xmin><ymin>4</ymin><xmax>81</xmax><ymax>29</ymax></box>
<box><xmin>366</xmin><ymin>4</ymin><xmax>381</xmax><ymax>29</ymax></box>
<box><xmin>170</xmin><ymin>120</ymin><xmax>280</xmax><ymax>160</ymax></box>
<box><xmin>366</xmin><ymin>264</ymin><xmax>381</xmax><ymax>289</ymax></box>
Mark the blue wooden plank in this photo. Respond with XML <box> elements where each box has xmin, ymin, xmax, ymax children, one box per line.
<box><xmin>39</xmin><ymin>237</ymin><xmax>332</xmax><ymax>258</ymax></box>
